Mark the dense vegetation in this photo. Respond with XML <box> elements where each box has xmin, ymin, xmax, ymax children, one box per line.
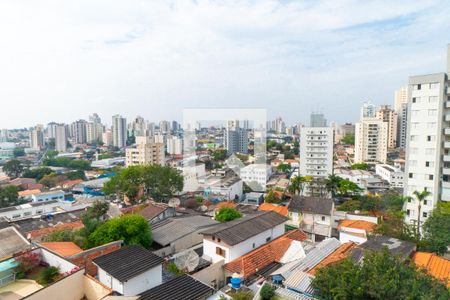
<box><xmin>312</xmin><ymin>249</ymin><xmax>449</xmax><ymax>300</ymax></box>
<box><xmin>215</xmin><ymin>207</ymin><xmax>242</xmax><ymax>222</ymax></box>
<box><xmin>103</xmin><ymin>165</ymin><xmax>183</xmax><ymax>203</ymax></box>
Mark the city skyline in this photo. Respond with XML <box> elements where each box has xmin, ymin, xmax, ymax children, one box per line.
<box><xmin>1</xmin><ymin>1</ymin><xmax>450</xmax><ymax>128</ymax></box>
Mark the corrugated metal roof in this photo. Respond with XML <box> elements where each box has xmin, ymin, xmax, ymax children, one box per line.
<box><xmin>284</xmin><ymin>270</ymin><xmax>315</xmax><ymax>296</ymax></box>
<box><xmin>275</xmin><ymin>287</ymin><xmax>314</xmax><ymax>300</ymax></box>
<box><xmin>272</xmin><ymin>238</ymin><xmax>341</xmax><ymax>278</ymax></box>
<box><xmin>152</xmin><ymin>215</ymin><xmax>218</xmax><ymax>246</ymax></box>
<box><xmin>200</xmin><ymin>211</ymin><xmax>287</xmax><ymax>245</ymax></box>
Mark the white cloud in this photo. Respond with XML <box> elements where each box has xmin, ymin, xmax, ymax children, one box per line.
<box><xmin>0</xmin><ymin>0</ymin><xmax>449</xmax><ymax>127</ymax></box>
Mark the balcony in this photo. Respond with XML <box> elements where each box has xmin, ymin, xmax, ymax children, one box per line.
<box><xmin>445</xmin><ymin>128</ymin><xmax>450</xmax><ymax>135</ymax></box>
<box><xmin>446</xmin><ymin>101</ymin><xmax>450</xmax><ymax>108</ymax></box>
<box><xmin>444</xmin><ymin>155</ymin><xmax>450</xmax><ymax>162</ymax></box>
<box><xmin>441</xmin><ymin>187</ymin><xmax>450</xmax><ymax>201</ymax></box>
<box><xmin>446</xmin><ymin>114</ymin><xmax>450</xmax><ymax>122</ymax></box>
<box><xmin>443</xmin><ymin>168</ymin><xmax>450</xmax><ymax>175</ymax></box>
<box><xmin>444</xmin><ymin>142</ymin><xmax>450</xmax><ymax>149</ymax></box>
<box><xmin>442</xmin><ymin>181</ymin><xmax>450</xmax><ymax>189</ymax></box>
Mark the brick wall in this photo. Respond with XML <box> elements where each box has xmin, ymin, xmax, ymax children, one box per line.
<box><xmin>68</xmin><ymin>241</ymin><xmax>122</xmax><ymax>276</ymax></box>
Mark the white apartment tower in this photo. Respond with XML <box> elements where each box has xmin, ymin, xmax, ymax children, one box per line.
<box><xmin>29</xmin><ymin>125</ymin><xmax>44</xmax><ymax>150</ymax></box>
<box><xmin>55</xmin><ymin>124</ymin><xmax>68</xmax><ymax>152</ymax></box>
<box><xmin>376</xmin><ymin>105</ymin><xmax>397</xmax><ymax>149</ymax></box>
<box><xmin>404</xmin><ymin>46</ymin><xmax>450</xmax><ymax>227</ymax></box>
<box><xmin>112</xmin><ymin>115</ymin><xmax>127</xmax><ymax>148</ymax></box>
<box><xmin>299</xmin><ymin>127</ymin><xmax>334</xmax><ymax>179</ymax></box>
<box><xmin>361</xmin><ymin>101</ymin><xmax>376</xmax><ymax>118</ymax></box>
<box><xmin>224</xmin><ymin>121</ymin><xmax>248</xmax><ymax>155</ymax></box>
<box><xmin>354</xmin><ymin>118</ymin><xmax>388</xmax><ymax>163</ymax></box>
<box><xmin>395</xmin><ymin>87</ymin><xmax>409</xmax><ymax>148</ymax></box>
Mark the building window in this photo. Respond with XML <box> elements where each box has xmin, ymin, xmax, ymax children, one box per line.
<box><xmin>266</xmin><ymin>237</ymin><xmax>271</xmax><ymax>242</ymax></box>
<box><xmin>425</xmin><ymin>161</ymin><xmax>430</xmax><ymax>167</ymax></box>
<box><xmin>424</xmin><ymin>200</ymin><xmax>428</xmax><ymax>206</ymax></box>
<box><xmin>429</xmin><ymin>175</ymin><xmax>434</xmax><ymax>180</ymax></box>
<box><xmin>412</xmin><ymin>97</ymin><xmax>417</xmax><ymax>103</ymax></box>
<box><xmin>406</xmin><ymin>209</ymin><xmax>410</xmax><ymax>216</ymax></box>
<box><xmin>423</xmin><ymin>212</ymin><xmax>428</xmax><ymax>218</ymax></box>
<box><xmin>252</xmin><ymin>243</ymin><xmax>255</xmax><ymax>248</ymax></box>
<box><xmin>212</xmin><ymin>236</ymin><xmax>215</xmax><ymax>241</ymax></box>
<box><xmin>409</xmin><ymin>173</ymin><xmax>413</xmax><ymax>178</ymax></box>
<box><xmin>218</xmin><ymin>238</ymin><xmax>221</xmax><ymax>243</ymax></box>
<box><xmin>321</xmin><ymin>216</ymin><xmax>325</xmax><ymax>221</ymax></box>
<box><xmin>215</xmin><ymin>247</ymin><xmax>226</xmax><ymax>257</ymax></box>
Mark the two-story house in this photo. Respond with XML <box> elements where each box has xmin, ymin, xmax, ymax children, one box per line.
<box><xmin>200</xmin><ymin>211</ymin><xmax>287</xmax><ymax>264</ymax></box>
<box><xmin>287</xmin><ymin>196</ymin><xmax>334</xmax><ymax>242</ymax></box>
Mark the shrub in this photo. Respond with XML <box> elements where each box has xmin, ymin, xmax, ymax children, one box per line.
<box><xmin>167</xmin><ymin>262</ymin><xmax>184</xmax><ymax>276</ymax></box>
<box><xmin>15</xmin><ymin>252</ymin><xmax>42</xmax><ymax>274</ymax></box>
<box><xmin>39</xmin><ymin>266</ymin><xmax>60</xmax><ymax>284</ymax></box>
<box><xmin>215</xmin><ymin>207</ymin><xmax>242</xmax><ymax>223</ymax></box>
<box><xmin>260</xmin><ymin>284</ymin><xmax>276</xmax><ymax>300</ymax></box>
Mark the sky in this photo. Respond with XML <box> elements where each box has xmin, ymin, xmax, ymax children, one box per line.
<box><xmin>1</xmin><ymin>0</ymin><xmax>450</xmax><ymax>128</ymax></box>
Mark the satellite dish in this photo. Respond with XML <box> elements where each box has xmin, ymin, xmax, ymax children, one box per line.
<box><xmin>174</xmin><ymin>250</ymin><xmax>200</xmax><ymax>273</ymax></box>
<box><xmin>168</xmin><ymin>198</ymin><xmax>180</xmax><ymax>207</ymax></box>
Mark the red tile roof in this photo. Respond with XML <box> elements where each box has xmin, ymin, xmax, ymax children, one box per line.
<box><xmin>40</xmin><ymin>242</ymin><xmax>83</xmax><ymax>257</ymax></box>
<box><xmin>412</xmin><ymin>252</ymin><xmax>450</xmax><ymax>287</ymax></box>
<box><xmin>258</xmin><ymin>203</ymin><xmax>289</xmax><ymax>216</ymax></box>
<box><xmin>308</xmin><ymin>242</ymin><xmax>357</xmax><ymax>275</ymax></box>
<box><xmin>121</xmin><ymin>202</ymin><xmax>167</xmax><ymax>220</ymax></box>
<box><xmin>338</xmin><ymin>220</ymin><xmax>377</xmax><ymax>232</ymax></box>
<box><xmin>216</xmin><ymin>202</ymin><xmax>237</xmax><ymax>210</ymax></box>
<box><xmin>224</xmin><ymin>230</ymin><xmax>308</xmax><ymax>279</ymax></box>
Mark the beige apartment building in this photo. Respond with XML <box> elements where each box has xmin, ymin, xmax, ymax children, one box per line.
<box><xmin>376</xmin><ymin>105</ymin><xmax>397</xmax><ymax>149</ymax></box>
<box><xmin>125</xmin><ymin>136</ymin><xmax>165</xmax><ymax>167</ymax></box>
<box><xmin>355</xmin><ymin>117</ymin><xmax>388</xmax><ymax>164</ymax></box>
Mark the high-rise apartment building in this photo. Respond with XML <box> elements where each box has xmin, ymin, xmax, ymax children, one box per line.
<box><xmin>299</xmin><ymin>127</ymin><xmax>334</xmax><ymax>179</ymax></box>
<box><xmin>125</xmin><ymin>136</ymin><xmax>165</xmax><ymax>167</ymax></box>
<box><xmin>112</xmin><ymin>115</ymin><xmax>127</xmax><ymax>148</ymax></box>
<box><xmin>395</xmin><ymin>87</ymin><xmax>409</xmax><ymax>148</ymax></box>
<box><xmin>355</xmin><ymin>117</ymin><xmax>388</xmax><ymax>163</ymax></box>
<box><xmin>361</xmin><ymin>101</ymin><xmax>376</xmax><ymax>118</ymax></box>
<box><xmin>167</xmin><ymin>135</ymin><xmax>183</xmax><ymax>155</ymax></box>
<box><xmin>404</xmin><ymin>46</ymin><xmax>450</xmax><ymax>227</ymax></box>
<box><xmin>71</xmin><ymin>120</ymin><xmax>88</xmax><ymax>144</ymax></box>
<box><xmin>55</xmin><ymin>124</ymin><xmax>68</xmax><ymax>152</ymax></box>
<box><xmin>224</xmin><ymin>121</ymin><xmax>248</xmax><ymax>155</ymax></box>
<box><xmin>310</xmin><ymin>112</ymin><xmax>327</xmax><ymax>127</ymax></box>
<box><xmin>376</xmin><ymin>105</ymin><xmax>397</xmax><ymax>149</ymax></box>
<box><xmin>46</xmin><ymin>122</ymin><xmax>58</xmax><ymax>139</ymax></box>
<box><xmin>0</xmin><ymin>129</ymin><xmax>8</xmax><ymax>142</ymax></box>
<box><xmin>102</xmin><ymin>129</ymin><xmax>113</xmax><ymax>147</ymax></box>
<box><xmin>159</xmin><ymin>120</ymin><xmax>171</xmax><ymax>134</ymax></box>
<box><xmin>87</xmin><ymin>113</ymin><xmax>103</xmax><ymax>143</ymax></box>
<box><xmin>29</xmin><ymin>125</ymin><xmax>44</xmax><ymax>150</ymax></box>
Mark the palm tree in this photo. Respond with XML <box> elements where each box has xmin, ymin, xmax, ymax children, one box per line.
<box><xmin>413</xmin><ymin>190</ymin><xmax>431</xmax><ymax>236</ymax></box>
<box><xmin>288</xmin><ymin>175</ymin><xmax>303</xmax><ymax>195</ymax></box>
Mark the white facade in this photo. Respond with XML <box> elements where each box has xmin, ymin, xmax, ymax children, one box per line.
<box><xmin>31</xmin><ymin>190</ymin><xmax>65</xmax><ymax>202</ymax></box>
<box><xmin>240</xmin><ymin>164</ymin><xmax>272</xmax><ymax>191</ymax></box>
<box><xmin>299</xmin><ymin>127</ymin><xmax>333</xmax><ymax>178</ymax></box>
<box><xmin>375</xmin><ymin>164</ymin><xmax>404</xmax><ymax>188</ymax></box>
<box><xmin>339</xmin><ymin>228</ymin><xmax>369</xmax><ymax>244</ymax></box>
<box><xmin>404</xmin><ymin>72</ymin><xmax>449</xmax><ymax>226</ymax></box>
<box><xmin>203</xmin><ymin>223</ymin><xmax>285</xmax><ymax>263</ymax></box>
<box><xmin>112</xmin><ymin>114</ymin><xmax>127</xmax><ymax>148</ymax></box>
<box><xmin>55</xmin><ymin>124</ymin><xmax>67</xmax><ymax>152</ymax></box>
<box><xmin>98</xmin><ymin>265</ymin><xmax>162</xmax><ymax>296</ymax></box>
<box><xmin>288</xmin><ymin>211</ymin><xmax>332</xmax><ymax>241</ymax></box>
<box><xmin>376</xmin><ymin>105</ymin><xmax>397</xmax><ymax>149</ymax></box>
<box><xmin>355</xmin><ymin>118</ymin><xmax>388</xmax><ymax>163</ymax></box>
<box><xmin>167</xmin><ymin>136</ymin><xmax>183</xmax><ymax>155</ymax></box>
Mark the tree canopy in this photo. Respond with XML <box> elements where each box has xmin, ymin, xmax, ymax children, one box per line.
<box><xmin>215</xmin><ymin>207</ymin><xmax>242</xmax><ymax>223</ymax></box>
<box><xmin>264</xmin><ymin>190</ymin><xmax>282</xmax><ymax>204</ymax></box>
<box><xmin>420</xmin><ymin>201</ymin><xmax>450</xmax><ymax>255</ymax></box>
<box><xmin>0</xmin><ymin>185</ymin><xmax>22</xmax><ymax>208</ymax></box>
<box><xmin>87</xmin><ymin>214</ymin><xmax>152</xmax><ymax>249</ymax></box>
<box><xmin>341</xmin><ymin>134</ymin><xmax>355</xmax><ymax>145</ymax></box>
<box><xmin>312</xmin><ymin>249</ymin><xmax>449</xmax><ymax>300</ymax></box>
<box><xmin>103</xmin><ymin>164</ymin><xmax>183</xmax><ymax>203</ymax></box>
<box><xmin>43</xmin><ymin>157</ymin><xmax>91</xmax><ymax>170</ymax></box>
<box><xmin>351</xmin><ymin>162</ymin><xmax>370</xmax><ymax>170</ymax></box>
<box><xmin>22</xmin><ymin>167</ymin><xmax>54</xmax><ymax>181</ymax></box>
<box><xmin>3</xmin><ymin>160</ymin><xmax>23</xmax><ymax>178</ymax></box>
<box><xmin>212</xmin><ymin>149</ymin><xmax>227</xmax><ymax>161</ymax></box>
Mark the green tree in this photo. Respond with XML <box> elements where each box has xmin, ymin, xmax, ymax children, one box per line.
<box><xmin>412</xmin><ymin>190</ymin><xmax>431</xmax><ymax>236</ymax></box>
<box><xmin>3</xmin><ymin>160</ymin><xmax>23</xmax><ymax>178</ymax></box>
<box><xmin>336</xmin><ymin>178</ymin><xmax>362</xmax><ymax>197</ymax></box>
<box><xmin>351</xmin><ymin>162</ymin><xmax>369</xmax><ymax>170</ymax></box>
<box><xmin>39</xmin><ymin>266</ymin><xmax>60</xmax><ymax>285</ymax></box>
<box><xmin>312</xmin><ymin>249</ymin><xmax>449</xmax><ymax>300</ymax></box>
<box><xmin>39</xmin><ymin>173</ymin><xmax>67</xmax><ymax>188</ymax></box>
<box><xmin>215</xmin><ymin>207</ymin><xmax>242</xmax><ymax>223</ymax></box>
<box><xmin>88</xmin><ymin>214</ymin><xmax>152</xmax><ymax>249</ymax></box>
<box><xmin>260</xmin><ymin>284</ymin><xmax>276</xmax><ymax>300</ymax></box>
<box><xmin>13</xmin><ymin>147</ymin><xmax>25</xmax><ymax>157</ymax></box>
<box><xmin>420</xmin><ymin>202</ymin><xmax>450</xmax><ymax>255</ymax></box>
<box><xmin>0</xmin><ymin>185</ymin><xmax>21</xmax><ymax>208</ymax></box>
<box><xmin>212</xmin><ymin>149</ymin><xmax>227</xmax><ymax>161</ymax></box>
<box><xmin>341</xmin><ymin>134</ymin><xmax>355</xmax><ymax>145</ymax></box>
<box><xmin>264</xmin><ymin>190</ymin><xmax>282</xmax><ymax>204</ymax></box>
<box><xmin>103</xmin><ymin>165</ymin><xmax>183</xmax><ymax>203</ymax></box>
<box><xmin>277</xmin><ymin>163</ymin><xmax>292</xmax><ymax>174</ymax></box>
<box><xmin>338</xmin><ymin>199</ymin><xmax>361</xmax><ymax>212</ymax></box>
<box><xmin>22</xmin><ymin>167</ymin><xmax>54</xmax><ymax>180</ymax></box>
<box><xmin>325</xmin><ymin>174</ymin><xmax>341</xmax><ymax>197</ymax></box>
